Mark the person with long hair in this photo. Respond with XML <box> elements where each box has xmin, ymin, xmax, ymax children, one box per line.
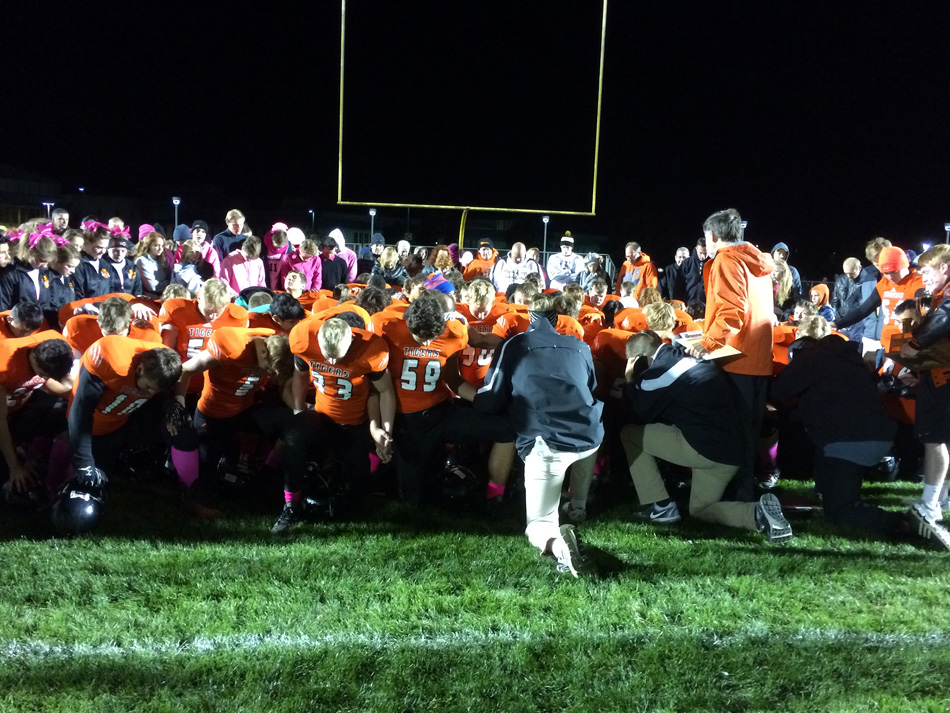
<box><xmin>133</xmin><ymin>232</ymin><xmax>172</xmax><ymax>299</ymax></box>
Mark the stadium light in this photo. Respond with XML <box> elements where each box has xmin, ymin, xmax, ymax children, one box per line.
<box><xmin>542</xmin><ymin>215</ymin><xmax>550</xmax><ymax>256</ymax></box>
<box><xmin>309</xmin><ymin>209</ymin><xmax>315</xmax><ymax>231</ymax></box>
<box><xmin>740</xmin><ymin>220</ymin><xmax>748</xmax><ymax>239</ymax></box>
<box><xmin>369</xmin><ymin>208</ymin><xmax>377</xmax><ymax>236</ymax></box>
<box><xmin>42</xmin><ymin>202</ymin><xmax>54</xmax><ymax>217</ymax></box>
<box><xmin>172</xmin><ymin>197</ymin><xmax>181</xmax><ymax>226</ymax></box>
<box><xmin>944</xmin><ymin>223</ymin><xmax>950</xmax><ymax>244</ymax></box>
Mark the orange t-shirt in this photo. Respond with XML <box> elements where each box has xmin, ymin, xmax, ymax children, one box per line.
<box><xmin>457</xmin><ymin>303</ymin><xmax>511</xmax><ymax>387</ymax></box>
<box><xmin>73</xmin><ymin>335</ymin><xmax>172</xmax><ymax>435</ymax></box>
<box><xmin>0</xmin><ymin>330</ymin><xmax>68</xmax><ymax>413</ymax></box>
<box><xmin>383</xmin><ymin>318</ymin><xmax>467</xmax><ymax>414</ymax></box>
<box><xmin>157</xmin><ymin>298</ymin><xmax>249</xmax><ymax>391</ymax></box>
<box><xmin>198</xmin><ymin>327</ymin><xmax>276</xmax><ymax>419</ymax></box>
<box><xmin>289</xmin><ymin>321</ymin><xmax>390</xmax><ymax>425</ymax></box>
<box><xmin>876</xmin><ymin>272</ymin><xmax>925</xmax><ymax>328</ymax></box>
<box><xmin>590</xmin><ymin>327</ymin><xmax>633</xmax><ymax>403</ymax></box>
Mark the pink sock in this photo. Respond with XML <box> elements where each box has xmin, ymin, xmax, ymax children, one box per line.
<box><xmin>368</xmin><ymin>452</ymin><xmax>381</xmax><ymax>473</ymax></box>
<box><xmin>171</xmin><ymin>448</ymin><xmax>200</xmax><ymax>488</ymax></box>
<box><xmin>486</xmin><ymin>482</ymin><xmax>505</xmax><ymax>499</ymax></box>
<box><xmin>284</xmin><ymin>490</ymin><xmax>302</xmax><ymax>504</ymax></box>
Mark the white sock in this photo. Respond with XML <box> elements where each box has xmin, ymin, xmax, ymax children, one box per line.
<box><xmin>922</xmin><ymin>484</ymin><xmax>940</xmax><ymax>508</ymax></box>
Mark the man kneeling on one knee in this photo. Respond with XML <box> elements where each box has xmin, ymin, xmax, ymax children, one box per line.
<box><xmin>620</xmin><ymin>330</ymin><xmax>793</xmax><ymax>543</ymax></box>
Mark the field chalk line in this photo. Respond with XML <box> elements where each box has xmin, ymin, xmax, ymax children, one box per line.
<box><xmin>4</xmin><ymin>629</ymin><xmax>950</xmax><ymax>661</ymax></box>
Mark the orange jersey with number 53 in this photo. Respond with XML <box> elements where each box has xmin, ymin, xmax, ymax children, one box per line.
<box><xmin>289</xmin><ymin>321</ymin><xmax>390</xmax><ymax>425</ymax></box>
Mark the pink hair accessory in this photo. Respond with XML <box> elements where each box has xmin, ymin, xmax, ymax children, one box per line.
<box><xmin>82</xmin><ymin>220</ymin><xmax>109</xmax><ymax>232</ymax></box>
<box><xmin>109</xmin><ymin>224</ymin><xmax>131</xmax><ymax>239</ymax></box>
<box><xmin>28</xmin><ymin>225</ymin><xmax>56</xmax><ymax>248</ymax></box>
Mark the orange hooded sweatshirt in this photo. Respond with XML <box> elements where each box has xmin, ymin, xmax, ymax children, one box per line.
<box><xmin>463</xmin><ymin>248</ymin><xmax>499</xmax><ymax>281</ymax></box>
<box><xmin>701</xmin><ymin>242</ymin><xmax>775</xmax><ymax>376</ymax></box>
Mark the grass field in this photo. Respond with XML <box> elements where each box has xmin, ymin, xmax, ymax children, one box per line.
<box><xmin>1</xmin><ymin>474</ymin><xmax>949</xmax><ymax>712</ymax></box>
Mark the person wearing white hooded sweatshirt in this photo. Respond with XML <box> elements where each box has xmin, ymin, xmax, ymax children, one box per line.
<box><xmin>329</xmin><ymin>228</ymin><xmax>358</xmax><ymax>283</ymax></box>
<box><xmin>491</xmin><ymin>242</ymin><xmax>543</xmax><ymax>293</ymax></box>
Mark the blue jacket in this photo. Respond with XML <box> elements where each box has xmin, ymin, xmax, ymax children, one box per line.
<box><xmin>474</xmin><ymin>316</ymin><xmax>603</xmax><ymax>459</ymax></box>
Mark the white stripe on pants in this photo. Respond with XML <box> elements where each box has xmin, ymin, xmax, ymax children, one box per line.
<box><xmin>523</xmin><ymin>436</ymin><xmax>599</xmax><ymax>551</ymax></box>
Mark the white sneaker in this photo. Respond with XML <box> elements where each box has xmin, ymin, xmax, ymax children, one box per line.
<box><xmin>908</xmin><ymin>504</ymin><xmax>950</xmax><ymax>551</ymax></box>
<box><xmin>755</xmin><ymin>493</ymin><xmax>793</xmax><ymax>543</ymax></box>
<box><xmin>553</xmin><ymin>525</ymin><xmax>590</xmax><ymax>577</ymax></box>
<box><xmin>912</xmin><ymin>499</ymin><xmax>943</xmax><ymax>523</ymax></box>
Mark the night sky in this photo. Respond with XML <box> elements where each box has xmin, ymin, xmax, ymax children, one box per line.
<box><xmin>5</xmin><ymin>2</ymin><xmax>950</xmax><ymax>277</ymax></box>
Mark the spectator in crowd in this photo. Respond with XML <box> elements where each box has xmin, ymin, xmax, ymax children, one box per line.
<box><xmin>832</xmin><ymin>257</ymin><xmax>864</xmax><ymax>340</ymax></box>
<box><xmin>0</xmin><ymin>234</ymin><xmax>12</xmax><ymax>282</ymax></box>
<box><xmin>396</xmin><ymin>240</ymin><xmax>412</xmax><ymax>260</ymax></box>
<box><xmin>74</xmin><ymin>222</ymin><xmax>113</xmax><ymax>300</ymax></box>
<box><xmin>546</xmin><ymin>232</ymin><xmax>586</xmax><ymax>290</ymax></box>
<box><xmin>422</xmin><ymin>245</ymin><xmax>454</xmax><ymax>277</ymax></box>
<box><xmin>525</xmin><ymin>247</ymin><xmax>548</xmax><ymax>287</ymax></box>
<box><xmin>221</xmin><ymin>235</ymin><xmax>266</xmax><ymax>294</ymax></box>
<box><xmin>660</xmin><ymin>247</ymin><xmax>690</xmax><ymax>302</ymax></box>
<box><xmin>463</xmin><ymin>239</ymin><xmax>499</xmax><ymax>281</ymax></box>
<box><xmin>328</xmin><ymin>228</ymin><xmax>359</xmax><ymax>283</ymax></box>
<box><xmin>615</xmin><ymin>241</ymin><xmax>658</xmax><ymax>301</ymax></box>
<box><xmin>262</xmin><ymin>224</ymin><xmax>290</xmax><ymax>288</ymax></box>
<box><xmin>683</xmin><ymin>236</ymin><xmax>709</xmax><ymax>304</ymax></box>
<box><xmin>50</xmin><ymin>208</ymin><xmax>69</xmax><ymax>236</ymax></box>
<box><xmin>172</xmin><ymin>240</ymin><xmax>205</xmax><ymax>293</ymax></box>
<box><xmin>0</xmin><ymin>229</ymin><xmax>55</xmax><ymax>310</ymax></box>
<box><xmin>688</xmin><ymin>208</ymin><xmax>774</xmax><ymax>501</ymax></box>
<box><xmin>371</xmin><ymin>246</ymin><xmax>409</xmax><ymax>287</ymax></box>
<box><xmin>770</xmin><ymin>242</ymin><xmax>802</xmax><ymax>295</ymax></box>
<box><xmin>175</xmin><ymin>220</ymin><xmax>220</xmax><ymax>279</ymax></box>
<box><xmin>491</xmin><ymin>241</ymin><xmax>542</xmax><ymax>293</ymax></box>
<box><xmin>212</xmin><ymin>209</ymin><xmax>246</xmax><ymax>262</ymax></box>
<box><xmin>771</xmin><ymin>258</ymin><xmax>800</xmax><ymax>322</ymax></box>
<box><xmin>48</xmin><ymin>244</ymin><xmax>81</xmax><ymax>314</ymax></box>
<box><xmin>809</xmin><ymin>283</ymin><xmax>834</xmax><ymax>321</ymax></box>
<box><xmin>105</xmin><ymin>236</ymin><xmax>143</xmax><ymax>297</ymax></box>
<box><xmin>578</xmin><ymin>253</ymin><xmax>607</xmax><ymax>292</ymax></box>
<box><xmin>358</xmin><ymin>233</ymin><xmax>386</xmax><ymax>275</ymax></box>
<box><xmin>317</xmin><ymin>237</ymin><xmax>348</xmax><ymax>291</ymax></box>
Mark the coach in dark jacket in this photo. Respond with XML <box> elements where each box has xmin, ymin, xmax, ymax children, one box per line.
<box><xmin>474</xmin><ymin>295</ymin><xmax>603</xmax><ymax>574</ymax></box>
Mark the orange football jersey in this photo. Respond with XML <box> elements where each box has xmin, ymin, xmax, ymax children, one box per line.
<box><xmin>289</xmin><ymin>320</ymin><xmax>390</xmax><ymax>425</ymax></box>
<box><xmin>65</xmin><ymin>314</ymin><xmax>161</xmax><ymax>355</ymax></box>
<box><xmin>382</xmin><ymin>318</ymin><xmax>467</xmax><ymax>414</ymax></box>
<box><xmin>591</xmin><ymin>328</ymin><xmax>633</xmax><ymax>402</ymax></box>
<box><xmin>157</xmin><ymin>297</ymin><xmax>249</xmax><ymax>391</ymax></box>
<box><xmin>73</xmin><ymin>335</ymin><xmax>172</xmax><ymax>435</ymax></box>
<box><xmin>198</xmin><ymin>327</ymin><xmax>276</xmax><ymax>419</ymax></box>
<box><xmin>0</xmin><ymin>330</ymin><xmax>69</xmax><ymax>412</ymax></box>
<box><xmin>456</xmin><ymin>303</ymin><xmax>511</xmax><ymax>387</ymax></box>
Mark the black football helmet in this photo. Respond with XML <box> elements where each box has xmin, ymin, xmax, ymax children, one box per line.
<box><xmin>435</xmin><ymin>464</ymin><xmax>480</xmax><ymax>510</ymax></box>
<box><xmin>302</xmin><ymin>459</ymin><xmax>349</xmax><ymax>520</ymax></box>
<box><xmin>51</xmin><ymin>479</ymin><xmax>104</xmax><ymax>535</ymax></box>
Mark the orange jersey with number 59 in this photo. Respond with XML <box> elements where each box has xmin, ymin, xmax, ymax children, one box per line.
<box><xmin>382</xmin><ymin>319</ymin><xmax>467</xmax><ymax>414</ymax></box>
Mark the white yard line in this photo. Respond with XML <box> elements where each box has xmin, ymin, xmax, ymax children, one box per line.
<box><xmin>4</xmin><ymin>628</ymin><xmax>950</xmax><ymax>661</ymax></box>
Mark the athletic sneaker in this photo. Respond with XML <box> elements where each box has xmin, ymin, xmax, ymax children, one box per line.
<box><xmin>755</xmin><ymin>493</ymin><xmax>793</xmax><ymax>543</ymax></box>
<box><xmin>911</xmin><ymin>498</ymin><xmax>943</xmax><ymax>523</ymax></box>
<box><xmin>908</xmin><ymin>503</ymin><xmax>950</xmax><ymax>550</ymax></box>
<box><xmin>561</xmin><ymin>501</ymin><xmax>587</xmax><ymax>523</ymax></box>
<box><xmin>270</xmin><ymin>502</ymin><xmax>301</xmax><ymax>534</ymax></box>
<box><xmin>553</xmin><ymin>524</ymin><xmax>589</xmax><ymax>577</ymax></box>
<box><xmin>633</xmin><ymin>500</ymin><xmax>682</xmax><ymax>524</ymax></box>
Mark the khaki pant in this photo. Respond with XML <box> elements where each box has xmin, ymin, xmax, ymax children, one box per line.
<box><xmin>620</xmin><ymin>422</ymin><xmax>757</xmax><ymax>531</ymax></box>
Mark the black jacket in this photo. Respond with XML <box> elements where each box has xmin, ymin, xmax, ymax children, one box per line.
<box><xmin>771</xmin><ymin>335</ymin><xmax>896</xmax><ymax>447</ymax></box>
<box><xmin>74</xmin><ymin>253</ymin><xmax>113</xmax><ymax>300</ymax></box>
<box><xmin>624</xmin><ymin>343</ymin><xmax>744</xmax><ymax>466</ymax></box>
<box><xmin>474</xmin><ymin>316</ymin><xmax>604</xmax><ymax>459</ymax></box>
<box><xmin>660</xmin><ymin>262</ymin><xmax>688</xmax><ymax>302</ymax></box>
<box><xmin>0</xmin><ymin>260</ymin><xmax>52</xmax><ymax>311</ymax></box>
<box><xmin>911</xmin><ymin>288</ymin><xmax>950</xmax><ymax>349</ymax></box>
<box><xmin>107</xmin><ymin>258</ymin><xmax>143</xmax><ymax>296</ymax></box>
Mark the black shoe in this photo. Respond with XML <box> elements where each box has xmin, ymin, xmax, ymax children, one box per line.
<box><xmin>271</xmin><ymin>502</ymin><xmax>301</xmax><ymax>534</ymax></box>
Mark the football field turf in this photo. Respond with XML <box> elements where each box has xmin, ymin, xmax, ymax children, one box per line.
<box><xmin>2</xmin><ymin>478</ymin><xmax>948</xmax><ymax>712</ymax></box>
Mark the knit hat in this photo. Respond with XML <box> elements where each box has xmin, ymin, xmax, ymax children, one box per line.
<box><xmin>173</xmin><ymin>224</ymin><xmax>192</xmax><ymax>244</ymax></box>
<box><xmin>371</xmin><ymin>232</ymin><xmax>385</xmax><ymax>246</ymax></box>
<box><xmin>191</xmin><ymin>220</ymin><xmax>209</xmax><ymax>233</ymax></box>
<box><xmin>425</xmin><ymin>272</ymin><xmax>455</xmax><ymax>294</ymax></box>
<box><xmin>877</xmin><ymin>246</ymin><xmax>909</xmax><ymax>272</ymax></box>
<box><xmin>810</xmin><ymin>283</ymin><xmax>829</xmax><ymax>308</ymax></box>
<box><xmin>138</xmin><ymin>224</ymin><xmax>156</xmax><ymax>242</ymax></box>
<box><xmin>110</xmin><ymin>236</ymin><xmax>130</xmax><ymax>249</ymax></box>
<box><xmin>270</xmin><ymin>222</ymin><xmax>289</xmax><ymax>233</ymax></box>
<box><xmin>560</xmin><ymin>231</ymin><xmax>574</xmax><ymax>246</ymax></box>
